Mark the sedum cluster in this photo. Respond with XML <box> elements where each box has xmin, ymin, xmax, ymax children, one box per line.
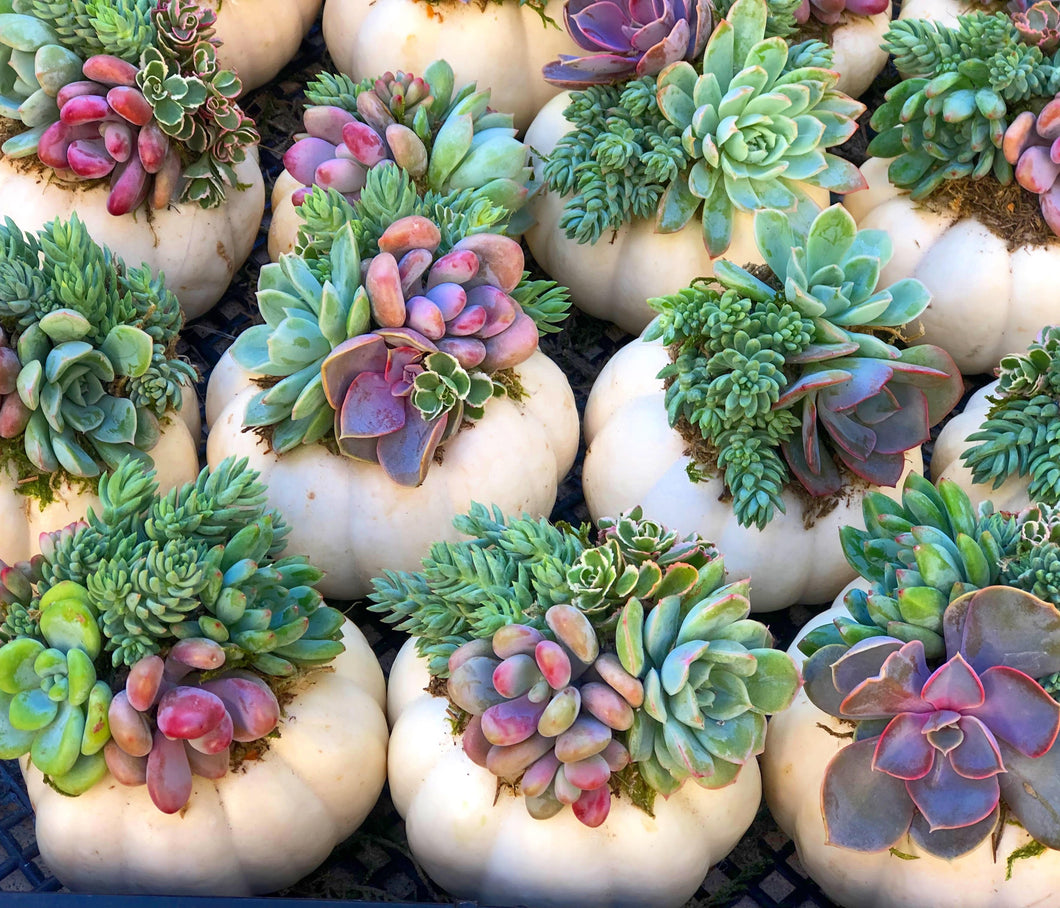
<box><xmin>646</xmin><ymin>204</ymin><xmax>961</xmax><ymax>530</ymax></box>
<box><xmin>543</xmin><ymin>0</ymin><xmax>864</xmax><ymax>256</ymax></box>
<box><xmin>0</xmin><ymin>455</ymin><xmax>344</xmax><ymax>811</ymax></box>
<box><xmin>370</xmin><ymin>505</ymin><xmax>800</xmax><ymax>826</ymax></box>
<box><xmin>962</xmin><ymin>326</ymin><xmax>1060</xmax><ymax>505</ymax></box>
<box><xmin>0</xmin><ymin>214</ymin><xmax>194</xmax><ymax>483</ymax></box>
<box><xmin>0</xmin><ymin>0</ymin><xmax>256</xmax><ymax>213</ymax></box>
<box><xmin>286</xmin><ymin>61</ymin><xmax>532</xmax><ymax>230</ymax></box>
<box><xmin>230</xmin><ymin>169</ymin><xmax>570</xmax><ymax>487</ymax></box>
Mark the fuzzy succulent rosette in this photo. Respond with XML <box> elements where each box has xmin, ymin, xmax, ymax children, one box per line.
<box><xmin>373</xmin><ymin>504</ymin><xmax>801</xmax><ymax>831</ymax></box>
<box><xmin>0</xmin><ymin>213</ymin><xmax>195</xmax><ymax>492</ymax></box>
<box><xmin>0</xmin><ymin>0</ymin><xmax>257</xmax><ymax>215</ymax></box>
<box><xmin>275</xmin><ymin>60</ymin><xmax>533</xmax><ymax>251</ymax></box>
<box><xmin>0</xmin><ymin>454</ymin><xmax>347</xmax><ymax>812</ymax></box>
<box><xmin>227</xmin><ymin>166</ymin><xmax>570</xmax><ymax>488</ymax></box>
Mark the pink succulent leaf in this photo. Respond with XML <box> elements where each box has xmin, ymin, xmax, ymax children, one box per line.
<box><xmin>840</xmin><ymin>641</ymin><xmax>934</xmax><ymax>718</ymax></box>
<box><xmin>146</xmin><ymin>729</ymin><xmax>194</xmax><ymax>814</ymax></box>
<box><xmin>844</xmin><ymin>0</ymin><xmax>890</xmax><ymax>14</ymax></box>
<box><xmin>454</xmin><ymin>234</ymin><xmax>524</xmax><ymax>294</ymax></box>
<box><xmin>339</xmin><ymin>371</ymin><xmax>407</xmax><ymax>438</ymax></box>
<box><xmin>948</xmin><ymin>716</ymin><xmax>1004</xmax><ymax>780</ymax></box>
<box><xmin>466</xmin><ymin>285</ymin><xmax>517</xmax><ymax>338</ymax></box>
<box><xmin>871</xmin><ymin>712</ymin><xmax>934</xmax><ymax>780</ymax></box>
<box><xmin>398</xmin><ymin>249</ymin><xmax>435</xmax><ymax>298</ymax></box>
<box><xmin>321</xmin><ymin>334</ymin><xmax>388</xmax><ymax>409</ymax></box>
<box><xmin>631</xmin><ymin>17</ymin><xmax>675</xmax><ymax>51</ymax></box>
<box><xmin>822</xmin><ymin>737</ymin><xmax>916</xmax><ymax>851</ymax></box>
<box><xmin>773</xmin><ymin>368</ymin><xmax>851</xmax><ymax>408</ymax></box>
<box><xmin>1041</xmin><ymin>184</ymin><xmax>1060</xmax><ymax>237</ymax></box>
<box><xmin>126</xmin><ymin>655</ymin><xmax>165</xmax><ymax>711</ymax></box>
<box><xmin>863</xmin><ymin>385</ymin><xmax>930</xmax><ymax>455</ymax></box>
<box><xmin>818</xmin><ymin>406</ymin><xmax>877</xmax><ymax>460</ymax></box>
<box><xmin>830</xmin><ymin>638</ymin><xmax>908</xmax><ymax>699</ymax></box>
<box><xmin>572</xmin><ymin>784</ymin><xmax>611</xmax><ymax>827</ymax></box>
<box><xmin>372</xmin><ymin>326</ymin><xmax>439</xmax><ymax>353</ymax></box>
<box><xmin>782</xmin><ymin>433</ymin><xmax>843</xmax><ymax>496</ymax></box>
<box><xmin>199</xmin><ymin>676</ymin><xmax>281</xmax><ymax>742</ymax></box>
<box><xmin>905</xmin><ymin>755</ymin><xmax>1000</xmax><ymax>830</ymax></box>
<box><xmin>924</xmin><ymin>720</ymin><xmax>962</xmax><ymax>756</ymax></box>
<box><xmin>908</xmin><ymin>805</ymin><xmax>1000</xmax><ymax>859</ymax></box>
<box><xmin>817</xmin><ymin>359</ymin><xmax>895</xmax><ymax>411</ymax></box>
<box><xmin>377</xmin><ymin>403</ymin><xmax>448</xmax><ymax>487</ymax></box>
<box><xmin>1039</xmin><ymin>95</ymin><xmax>1060</xmax><ymax>141</ymax></box>
<box><xmin>833</xmin><ymin>445</ymin><xmax>908</xmax><ymax>489</ymax></box>
<box><xmin>384</xmin><ymin>345</ymin><xmax>423</xmax><ymax>383</ymax></box>
<box><xmin>155</xmin><ymin>687</ymin><xmax>227</xmax><ymax>740</ymax></box>
<box><xmin>1003</xmin><ymin>110</ymin><xmax>1043</xmax><ymax>165</ymax></box>
<box><xmin>570</xmin><ymin>2</ymin><xmax>633</xmax><ymax>51</ymax></box>
<box><xmin>284</xmin><ymin>136</ymin><xmax>337</xmax><ymax>186</ymax></box>
<box><xmin>462</xmin><ymin>714</ymin><xmax>492</xmax><ymax>767</ymax></box>
<box><xmin>802</xmin><ymin>394</ymin><xmax>821</xmax><ymax>473</ymax></box>
<box><xmin>964</xmin><ymin>667</ymin><xmax>1060</xmax><ymax>758</ymax></box>
<box><xmin>921</xmin><ymin>653</ymin><xmax>985</xmax><ymax>712</ymax></box>
<box><xmin>335</xmin><ymin>431</ymin><xmax>379</xmax><ymax>463</ymax></box>
<box><xmin>185</xmin><ymin>743</ymin><xmax>229</xmax><ymax>779</ymax></box>
<box><xmin>890</xmin><ymin>345</ymin><xmax>963</xmax><ymax>421</ymax></box>
<box><xmin>1016</xmin><ymin>143</ymin><xmax>1060</xmax><ymax>193</ymax></box>
<box><xmin>997</xmin><ymin>739</ymin><xmax>1060</xmax><ymax>849</ymax></box>
<box><xmin>187</xmin><ymin>711</ymin><xmax>234</xmax><ymax>755</ymax></box>
<box><xmin>103</xmin><ymin>739</ymin><xmax>148</xmax><ymax>786</ymax></box>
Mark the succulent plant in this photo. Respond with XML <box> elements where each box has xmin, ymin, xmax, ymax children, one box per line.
<box><xmin>804</xmin><ymin>586</ymin><xmax>1060</xmax><ymax>858</ymax></box>
<box><xmin>793</xmin><ymin>0</ymin><xmax>888</xmax><ymax>24</ymax></box>
<box><xmin>1012</xmin><ymin>0</ymin><xmax>1060</xmax><ymax>50</ymax></box>
<box><xmin>1004</xmin><ymin>502</ymin><xmax>1060</xmax><ymax>604</ymax></box>
<box><xmin>0</xmin><ymin>580</ymin><xmax>112</xmax><ymax>795</ymax></box>
<box><xmin>18</xmin><ymin>0</ymin><xmax>156</xmax><ymax>63</ymax></box>
<box><xmin>285</xmin><ymin>61</ymin><xmax>531</xmax><ymax>223</ymax></box>
<box><xmin>1003</xmin><ymin>99</ymin><xmax>1060</xmax><ymax>235</ymax></box>
<box><xmin>596</xmin><ymin>505</ymin><xmax>715</xmax><ymax>566</ymax></box>
<box><xmin>542</xmin><ymin>0</ymin><xmax>712</xmax><ymax>88</ymax></box>
<box><xmin>962</xmin><ymin>327</ymin><xmax>1060</xmax><ymax>505</ymax></box>
<box><xmin>104</xmin><ymin>636</ymin><xmax>282</xmax><ymax>813</ymax></box>
<box><xmin>653</xmin><ymin>0</ymin><xmax>865</xmax><ymax>256</ymax></box>
<box><xmin>800</xmin><ymin>474</ymin><xmax>1024</xmax><ymax>659</ymax></box>
<box><xmin>645</xmin><ymin>204</ymin><xmax>962</xmax><ymax>529</ymax></box>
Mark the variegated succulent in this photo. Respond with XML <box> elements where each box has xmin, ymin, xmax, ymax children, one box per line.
<box><xmin>0</xmin><ymin>214</ymin><xmax>194</xmax><ymax>483</ymax></box>
<box><xmin>805</xmin><ymin>586</ymin><xmax>1060</xmax><ymax>859</ymax></box>
<box><xmin>285</xmin><ymin>61</ymin><xmax>531</xmax><ymax>224</ymax></box>
<box><xmin>1012</xmin><ymin>0</ymin><xmax>1060</xmax><ymax>50</ymax></box>
<box><xmin>0</xmin><ymin>454</ymin><xmax>345</xmax><ymax>811</ymax></box>
<box><xmin>0</xmin><ymin>0</ymin><xmax>257</xmax><ymax>214</ymax></box>
<box><xmin>645</xmin><ymin>204</ymin><xmax>962</xmax><ymax>529</ymax></box>
<box><xmin>371</xmin><ymin>504</ymin><xmax>801</xmax><ymax>825</ymax></box>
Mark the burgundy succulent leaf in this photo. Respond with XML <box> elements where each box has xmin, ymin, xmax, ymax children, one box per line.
<box><xmin>543</xmin><ymin>0</ymin><xmax>712</xmax><ymax>87</ymax></box>
<box><xmin>794</xmin><ymin>0</ymin><xmax>889</xmax><ymax>26</ymax></box>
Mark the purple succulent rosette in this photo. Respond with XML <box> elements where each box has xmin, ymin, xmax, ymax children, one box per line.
<box><xmin>542</xmin><ymin>0</ymin><xmax>712</xmax><ymax>86</ymax></box>
<box><xmin>804</xmin><ymin>586</ymin><xmax>1060</xmax><ymax>858</ymax></box>
<box><xmin>794</xmin><ymin>0</ymin><xmax>888</xmax><ymax>26</ymax></box>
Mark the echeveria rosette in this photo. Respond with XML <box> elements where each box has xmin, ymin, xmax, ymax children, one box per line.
<box><xmin>653</xmin><ymin>0</ymin><xmax>866</xmax><ymax>257</ymax></box>
<box><xmin>0</xmin><ymin>580</ymin><xmax>113</xmax><ymax>796</ymax></box>
<box><xmin>596</xmin><ymin>505</ymin><xmax>717</xmax><ymax>567</ymax></box>
<box><xmin>805</xmin><ymin>586</ymin><xmax>1060</xmax><ymax>858</ymax></box>
<box><xmin>1012</xmin><ymin>0</ymin><xmax>1060</xmax><ymax>51</ymax></box>
<box><xmin>542</xmin><ymin>0</ymin><xmax>712</xmax><ymax>87</ymax></box>
<box><xmin>962</xmin><ymin>327</ymin><xmax>1060</xmax><ymax>506</ymax></box>
<box><xmin>286</xmin><ymin>61</ymin><xmax>532</xmax><ymax>227</ymax></box>
<box><xmin>800</xmin><ymin>473</ymin><xmax>1024</xmax><ymax>660</ymax></box>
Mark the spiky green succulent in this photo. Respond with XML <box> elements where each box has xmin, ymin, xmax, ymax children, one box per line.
<box><xmin>962</xmin><ymin>327</ymin><xmax>1060</xmax><ymax>506</ymax></box>
<box><xmin>1005</xmin><ymin>502</ymin><xmax>1060</xmax><ymax>604</ymax></box>
<box><xmin>868</xmin><ymin>13</ymin><xmax>1060</xmax><ymax>199</ymax></box>
<box><xmin>653</xmin><ymin>0</ymin><xmax>865</xmax><ymax>256</ymax></box>
<box><xmin>18</xmin><ymin>0</ymin><xmax>155</xmax><ymax>62</ymax></box>
<box><xmin>0</xmin><ymin>215</ymin><xmax>194</xmax><ymax>482</ymax></box>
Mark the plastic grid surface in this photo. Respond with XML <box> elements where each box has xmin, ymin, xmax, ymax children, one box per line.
<box><xmin>0</xmin><ymin>8</ymin><xmax>961</xmax><ymax>906</ymax></box>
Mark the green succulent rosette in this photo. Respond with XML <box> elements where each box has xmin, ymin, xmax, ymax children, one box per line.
<box><xmin>0</xmin><ymin>214</ymin><xmax>195</xmax><ymax>491</ymax></box>
<box><xmin>370</xmin><ymin>504</ymin><xmax>800</xmax><ymax>825</ymax></box>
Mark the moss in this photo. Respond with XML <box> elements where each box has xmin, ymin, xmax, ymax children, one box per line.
<box><xmin>1005</xmin><ymin>840</ymin><xmax>1047</xmax><ymax>880</ymax></box>
<box><xmin>888</xmin><ymin>848</ymin><xmax>919</xmax><ymax>861</ymax></box>
<box><xmin>0</xmin><ymin>435</ymin><xmax>100</xmax><ymax>509</ymax></box>
<box><xmin>493</xmin><ymin>367</ymin><xmax>527</xmax><ymax>402</ymax></box>
<box><xmin>415</xmin><ymin>0</ymin><xmax>558</xmax><ymax>28</ymax></box>
<box><xmin>610</xmin><ymin>763</ymin><xmax>657</xmax><ymax>818</ymax></box>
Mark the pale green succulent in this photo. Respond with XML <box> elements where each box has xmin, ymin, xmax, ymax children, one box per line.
<box><xmin>654</xmin><ymin>0</ymin><xmax>866</xmax><ymax>256</ymax></box>
<box><xmin>410</xmin><ymin>352</ymin><xmax>497</xmax><ymax>424</ymax></box>
<box><xmin>136</xmin><ymin>44</ymin><xmax>207</xmax><ymax>144</ymax></box>
<box><xmin>16</xmin><ymin>0</ymin><xmax>155</xmax><ymax>62</ymax></box>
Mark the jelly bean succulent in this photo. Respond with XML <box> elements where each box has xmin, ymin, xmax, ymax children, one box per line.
<box><xmin>285</xmin><ymin>62</ymin><xmax>532</xmax><ymax>227</ymax></box>
<box><xmin>543</xmin><ymin>0</ymin><xmax>861</xmax><ymax>253</ymax></box>
<box><xmin>0</xmin><ymin>214</ymin><xmax>194</xmax><ymax>487</ymax></box>
<box><xmin>230</xmin><ymin>185</ymin><xmax>570</xmax><ymax>486</ymax></box>
<box><xmin>0</xmin><ymin>0</ymin><xmax>257</xmax><ymax>214</ymax></box>
<box><xmin>645</xmin><ymin>203</ymin><xmax>962</xmax><ymax>530</ymax></box>
<box><xmin>0</xmin><ymin>454</ymin><xmax>345</xmax><ymax>810</ymax></box>
<box><xmin>371</xmin><ymin>504</ymin><xmax>800</xmax><ymax>826</ymax></box>
<box><xmin>542</xmin><ymin>0</ymin><xmax>712</xmax><ymax>87</ymax></box>
<box><xmin>804</xmin><ymin>586</ymin><xmax>1060</xmax><ymax>858</ymax></box>
<box><xmin>961</xmin><ymin>326</ymin><xmax>1060</xmax><ymax>505</ymax></box>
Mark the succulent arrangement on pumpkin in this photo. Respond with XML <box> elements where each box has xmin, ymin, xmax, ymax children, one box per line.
<box><xmin>372</xmin><ymin>504</ymin><xmax>801</xmax><ymax>827</ymax></box>
<box><xmin>0</xmin><ymin>0</ymin><xmax>257</xmax><ymax>215</ymax></box>
<box><xmin>280</xmin><ymin>60</ymin><xmax>534</xmax><ymax>239</ymax></box>
<box><xmin>0</xmin><ymin>454</ymin><xmax>347</xmax><ymax>813</ymax></box>
<box><xmin>229</xmin><ymin>165</ymin><xmax>570</xmax><ymax>487</ymax></box>
<box><xmin>0</xmin><ymin>213</ymin><xmax>194</xmax><ymax>491</ymax></box>
<box><xmin>788</xmin><ymin>471</ymin><xmax>1060</xmax><ymax>860</ymax></box>
<box><xmin>641</xmin><ymin>202</ymin><xmax>963</xmax><ymax>531</ymax></box>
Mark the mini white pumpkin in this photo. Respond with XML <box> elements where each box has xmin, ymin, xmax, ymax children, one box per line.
<box><xmin>845</xmin><ymin>157</ymin><xmax>1060</xmax><ymax>375</ymax></box>
<box><xmin>0</xmin><ymin>152</ymin><xmax>265</xmax><ymax>321</ymax></box>
<box><xmin>0</xmin><ymin>384</ymin><xmax>200</xmax><ymax>564</ymax></box>
<box><xmin>321</xmin><ymin>0</ymin><xmax>577</xmax><ymax>131</ymax></box>
<box><xmin>386</xmin><ymin>635</ymin><xmax>763</xmax><ymax>908</ymax></box>
<box><xmin>211</xmin><ymin>0</ymin><xmax>323</xmax><ymax>93</ymax></box>
<box><xmin>760</xmin><ymin>587</ymin><xmax>1060</xmax><ymax>908</ymax></box>
<box><xmin>523</xmin><ymin>91</ymin><xmax>831</xmax><ymax>335</ymax></box>
<box><xmin>582</xmin><ymin>337</ymin><xmax>922</xmax><ymax>611</ymax></box>
<box><xmin>205</xmin><ymin>349</ymin><xmax>579</xmax><ymax>599</ymax></box>
<box><xmin>21</xmin><ymin>618</ymin><xmax>389</xmax><ymax>896</ymax></box>
<box><xmin>897</xmin><ymin>0</ymin><xmax>968</xmax><ymax>26</ymax></box>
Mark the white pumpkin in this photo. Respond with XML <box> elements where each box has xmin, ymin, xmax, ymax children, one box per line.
<box><xmin>845</xmin><ymin>157</ymin><xmax>1060</xmax><ymax>375</ymax></box>
<box><xmin>321</xmin><ymin>0</ymin><xmax>577</xmax><ymax>131</ymax></box>
<box><xmin>22</xmin><ymin>619</ymin><xmax>389</xmax><ymax>896</ymax></box>
<box><xmin>897</xmin><ymin>0</ymin><xmax>969</xmax><ymax>26</ymax></box>
<box><xmin>0</xmin><ymin>384</ymin><xmax>200</xmax><ymax>564</ymax></box>
<box><xmin>386</xmin><ymin>636</ymin><xmax>763</xmax><ymax>908</ymax></box>
<box><xmin>930</xmin><ymin>380</ymin><xmax>1033</xmax><ymax>512</ymax></box>
<box><xmin>582</xmin><ymin>336</ymin><xmax>922</xmax><ymax>611</ymax></box>
<box><xmin>523</xmin><ymin>91</ymin><xmax>831</xmax><ymax>335</ymax></box>
<box><xmin>761</xmin><ymin>587</ymin><xmax>1060</xmax><ymax>908</ymax></box>
<box><xmin>0</xmin><ymin>152</ymin><xmax>265</xmax><ymax>321</ymax></box>
<box><xmin>205</xmin><ymin>349</ymin><xmax>579</xmax><ymax>599</ymax></box>
<box><xmin>812</xmin><ymin>12</ymin><xmax>892</xmax><ymax>100</ymax></box>
<box><xmin>267</xmin><ymin>169</ymin><xmax>305</xmax><ymax>262</ymax></box>
<box><xmin>210</xmin><ymin>0</ymin><xmax>323</xmax><ymax>93</ymax></box>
